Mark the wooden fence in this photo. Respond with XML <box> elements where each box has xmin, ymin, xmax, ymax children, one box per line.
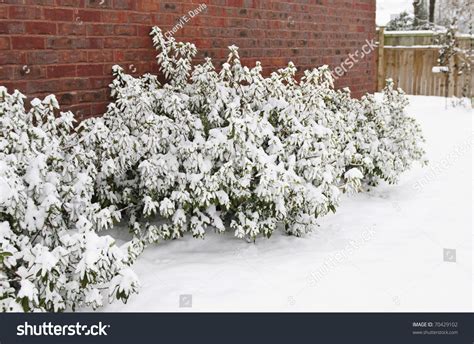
<box><xmin>376</xmin><ymin>29</ymin><xmax>474</xmax><ymax>99</ymax></box>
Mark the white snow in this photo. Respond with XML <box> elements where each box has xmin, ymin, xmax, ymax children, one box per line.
<box><xmin>18</xmin><ymin>280</ymin><xmax>37</xmax><ymax>301</ymax></box>
<box><xmin>101</xmin><ymin>95</ymin><xmax>473</xmax><ymax>312</ymax></box>
<box><xmin>344</xmin><ymin>168</ymin><xmax>364</xmax><ymax>180</ymax></box>
<box><xmin>376</xmin><ymin>0</ymin><xmax>413</xmax><ymax>26</ymax></box>
<box><xmin>432</xmin><ymin>66</ymin><xmax>450</xmax><ymax>73</ymax></box>
<box><xmin>0</xmin><ymin>177</ymin><xmax>13</xmax><ymax>205</ymax></box>
<box><xmin>34</xmin><ymin>246</ymin><xmax>59</xmax><ymax>277</ymax></box>
<box><xmin>109</xmin><ymin>268</ymin><xmax>140</xmax><ymax>295</ymax></box>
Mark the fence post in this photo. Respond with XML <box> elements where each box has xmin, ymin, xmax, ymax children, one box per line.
<box><xmin>377</xmin><ymin>26</ymin><xmax>385</xmax><ymax>91</ymax></box>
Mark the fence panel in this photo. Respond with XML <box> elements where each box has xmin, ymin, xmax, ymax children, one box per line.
<box><xmin>377</xmin><ymin>29</ymin><xmax>473</xmax><ymax>99</ymax></box>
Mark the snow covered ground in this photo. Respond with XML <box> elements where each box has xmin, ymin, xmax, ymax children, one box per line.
<box><xmin>101</xmin><ymin>95</ymin><xmax>473</xmax><ymax>312</ymax></box>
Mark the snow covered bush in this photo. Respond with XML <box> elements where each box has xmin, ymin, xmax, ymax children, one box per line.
<box><xmin>386</xmin><ymin>11</ymin><xmax>416</xmax><ymax>31</ymax></box>
<box><xmin>370</xmin><ymin>80</ymin><xmax>427</xmax><ymax>184</ymax></box>
<box><xmin>76</xmin><ymin>28</ymin><xmax>350</xmax><ymax>241</ymax></box>
<box><xmin>77</xmin><ymin>27</ymin><xmax>426</xmax><ymax>243</ymax></box>
<box><xmin>324</xmin><ymin>82</ymin><xmax>426</xmax><ymax>187</ymax></box>
<box><xmin>0</xmin><ymin>88</ymin><xmax>141</xmax><ymax>312</ymax></box>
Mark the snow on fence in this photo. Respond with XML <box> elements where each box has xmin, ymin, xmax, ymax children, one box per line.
<box><xmin>376</xmin><ymin>28</ymin><xmax>473</xmax><ymax>99</ymax></box>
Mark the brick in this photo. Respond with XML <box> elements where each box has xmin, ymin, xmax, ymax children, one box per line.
<box><xmin>76</xmin><ymin>64</ymin><xmax>104</xmax><ymax>77</ymax></box>
<box><xmin>0</xmin><ymin>22</ymin><xmax>25</xmax><ymax>34</ymax></box>
<box><xmin>114</xmin><ymin>25</ymin><xmax>136</xmax><ymax>36</ymax></box>
<box><xmin>0</xmin><ymin>51</ymin><xmax>26</xmax><ymax>65</ymax></box>
<box><xmin>47</xmin><ymin>65</ymin><xmax>76</xmax><ymax>78</ymax></box>
<box><xmin>137</xmin><ymin>0</ymin><xmax>160</xmax><ymax>11</ymax></box>
<box><xmin>25</xmin><ymin>22</ymin><xmax>57</xmax><ymax>35</ymax></box>
<box><xmin>75</xmin><ymin>9</ymin><xmax>101</xmax><ymax>22</ymax></box>
<box><xmin>87</xmin><ymin>24</ymin><xmax>115</xmax><ymax>36</ymax></box>
<box><xmin>27</xmin><ymin>80</ymin><xmax>62</xmax><ymax>93</ymax></box>
<box><xmin>113</xmin><ymin>0</ymin><xmax>135</xmax><ymax>10</ymax></box>
<box><xmin>58</xmin><ymin>23</ymin><xmax>87</xmax><ymax>35</ymax></box>
<box><xmin>46</xmin><ymin>37</ymin><xmax>75</xmax><ymax>49</ymax></box>
<box><xmin>0</xmin><ymin>66</ymin><xmax>14</xmax><ymax>80</ymax></box>
<box><xmin>102</xmin><ymin>11</ymin><xmax>127</xmax><ymax>23</ymax></box>
<box><xmin>78</xmin><ymin>89</ymin><xmax>107</xmax><ymax>102</ymax></box>
<box><xmin>59</xmin><ymin>78</ymin><xmax>91</xmax><ymax>91</ymax></box>
<box><xmin>88</xmin><ymin>50</ymin><xmax>114</xmax><ymax>62</ymax></box>
<box><xmin>9</xmin><ymin>6</ymin><xmax>42</xmax><ymax>20</ymax></box>
<box><xmin>28</xmin><ymin>51</ymin><xmax>59</xmax><ymax>65</ymax></box>
<box><xmin>89</xmin><ymin>76</ymin><xmax>112</xmax><ymax>89</ymax></box>
<box><xmin>58</xmin><ymin>51</ymin><xmax>88</xmax><ymax>63</ymax></box>
<box><xmin>0</xmin><ymin>7</ymin><xmax>8</xmax><ymax>19</ymax></box>
<box><xmin>47</xmin><ymin>37</ymin><xmax>102</xmax><ymax>49</ymax></box>
<box><xmin>0</xmin><ymin>37</ymin><xmax>10</xmax><ymax>50</ymax></box>
<box><xmin>128</xmin><ymin>13</ymin><xmax>152</xmax><ymax>24</ymax></box>
<box><xmin>103</xmin><ymin>37</ymin><xmax>128</xmax><ymax>48</ymax></box>
<box><xmin>44</xmin><ymin>8</ymin><xmax>74</xmax><ymax>21</ymax></box>
<box><xmin>11</xmin><ymin>36</ymin><xmax>45</xmax><ymax>49</ymax></box>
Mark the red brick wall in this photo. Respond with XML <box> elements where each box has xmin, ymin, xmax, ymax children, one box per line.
<box><xmin>0</xmin><ymin>0</ymin><xmax>376</xmax><ymax>120</ymax></box>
